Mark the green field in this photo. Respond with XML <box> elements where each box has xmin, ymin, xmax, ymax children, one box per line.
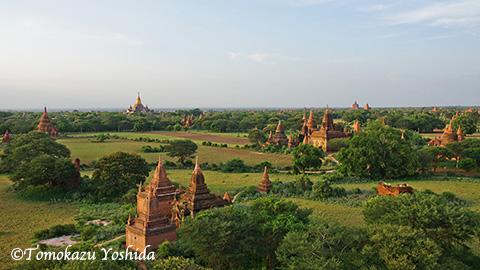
<box><xmin>59</xmin><ymin>137</ymin><xmax>292</xmax><ymax>167</ymax></box>
<box><xmin>0</xmin><ymin>175</ymin><xmax>77</xmax><ymax>269</ymax></box>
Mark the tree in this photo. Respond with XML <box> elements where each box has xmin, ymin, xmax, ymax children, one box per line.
<box><xmin>458</xmin><ymin>158</ymin><xmax>476</xmax><ymax>172</ymax></box>
<box><xmin>462</xmin><ymin>147</ymin><xmax>480</xmax><ymax>166</ymax></box>
<box><xmin>178</xmin><ymin>205</ymin><xmax>264</xmax><ymax>270</ymax></box>
<box><xmin>277</xmin><ymin>223</ymin><xmax>368</xmax><ymax>270</ymax></box>
<box><xmin>363</xmin><ymin>192</ymin><xmax>479</xmax><ymax>251</ymax></box>
<box><xmin>0</xmin><ymin>131</ymin><xmax>70</xmax><ymax>173</ymax></box>
<box><xmin>151</xmin><ymin>256</ymin><xmax>208</xmax><ymax>270</ymax></box>
<box><xmin>446</xmin><ymin>142</ymin><xmax>465</xmax><ymax>168</ymax></box>
<box><xmin>165</xmin><ymin>140</ymin><xmax>198</xmax><ymax>165</ymax></box>
<box><xmin>11</xmin><ymin>155</ymin><xmax>78</xmax><ymax>190</ymax></box>
<box><xmin>291</xmin><ymin>144</ymin><xmax>325</xmax><ymax>173</ymax></box>
<box><xmin>247</xmin><ymin>127</ymin><xmax>265</xmax><ymax>145</ymax></box>
<box><xmin>417</xmin><ymin>146</ymin><xmax>453</xmax><ymax>173</ymax></box>
<box><xmin>250</xmin><ymin>197</ymin><xmax>311</xmax><ymax>269</ymax></box>
<box><xmin>337</xmin><ymin>121</ymin><xmax>419</xmax><ymax>179</ymax></box>
<box><xmin>363</xmin><ymin>224</ymin><xmax>442</xmax><ymax>270</ymax></box>
<box><xmin>91</xmin><ymin>152</ymin><xmax>149</xmax><ymax>200</ymax></box>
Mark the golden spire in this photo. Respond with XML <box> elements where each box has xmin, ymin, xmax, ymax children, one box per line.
<box><xmin>135</xmin><ymin>92</ymin><xmax>142</xmax><ymax>105</ymax></box>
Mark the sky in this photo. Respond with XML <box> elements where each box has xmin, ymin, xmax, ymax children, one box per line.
<box><xmin>0</xmin><ymin>0</ymin><xmax>479</xmax><ymax>109</ymax></box>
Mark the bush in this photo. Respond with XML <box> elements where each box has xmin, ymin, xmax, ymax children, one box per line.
<box><xmin>312</xmin><ymin>180</ymin><xmax>347</xmax><ymax>199</ymax></box>
<box><xmin>459</xmin><ymin>158</ymin><xmax>477</xmax><ymax>172</ymax></box>
<box><xmin>221</xmin><ymin>158</ymin><xmax>250</xmax><ymax>173</ymax></box>
<box><xmin>34</xmin><ymin>224</ymin><xmax>78</xmax><ymax>241</ymax></box>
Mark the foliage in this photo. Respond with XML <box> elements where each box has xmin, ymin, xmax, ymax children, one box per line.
<box><xmin>151</xmin><ymin>256</ymin><xmax>209</xmax><ymax>270</ymax></box>
<box><xmin>311</xmin><ymin>180</ymin><xmax>347</xmax><ymax>199</ymax></box>
<box><xmin>270</xmin><ymin>175</ymin><xmax>313</xmax><ymax>197</ymax></box>
<box><xmin>141</xmin><ymin>145</ymin><xmax>165</xmax><ymax>153</ymax></box>
<box><xmin>248</xmin><ymin>127</ymin><xmax>266</xmax><ymax>145</ymax></box>
<box><xmin>363</xmin><ymin>224</ymin><xmax>442</xmax><ymax>270</ymax></box>
<box><xmin>33</xmin><ymin>224</ymin><xmax>78</xmax><ymax>241</ymax></box>
<box><xmin>11</xmin><ymin>155</ymin><xmax>78</xmax><ymax>190</ymax></box>
<box><xmin>363</xmin><ymin>191</ymin><xmax>480</xmax><ymax>251</ymax></box>
<box><xmin>0</xmin><ymin>131</ymin><xmax>70</xmax><ymax>173</ymax></box>
<box><xmin>220</xmin><ymin>158</ymin><xmax>250</xmax><ymax>173</ymax></box>
<box><xmin>165</xmin><ymin>140</ymin><xmax>198</xmax><ymax>165</ymax></box>
<box><xmin>337</xmin><ymin>121</ymin><xmax>419</xmax><ymax>179</ymax></box>
<box><xmin>91</xmin><ymin>152</ymin><xmax>149</xmax><ymax>200</ymax></box>
<box><xmin>277</xmin><ymin>223</ymin><xmax>369</xmax><ymax>270</ymax></box>
<box><xmin>417</xmin><ymin>146</ymin><xmax>454</xmax><ymax>173</ymax></box>
<box><xmin>291</xmin><ymin>143</ymin><xmax>325</xmax><ymax>173</ymax></box>
<box><xmin>458</xmin><ymin>158</ymin><xmax>476</xmax><ymax>171</ymax></box>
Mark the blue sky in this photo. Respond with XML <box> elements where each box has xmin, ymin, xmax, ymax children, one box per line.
<box><xmin>0</xmin><ymin>0</ymin><xmax>479</xmax><ymax>109</ymax></box>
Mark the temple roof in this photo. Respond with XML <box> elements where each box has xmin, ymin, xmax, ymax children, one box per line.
<box><xmin>321</xmin><ymin>108</ymin><xmax>334</xmax><ymax>130</ymax></box>
<box><xmin>135</xmin><ymin>92</ymin><xmax>143</xmax><ymax>106</ymax></box>
<box><xmin>150</xmin><ymin>158</ymin><xmax>174</xmax><ymax>190</ymax></box>
<box><xmin>353</xmin><ymin>120</ymin><xmax>361</xmax><ymax>133</ymax></box>
<box><xmin>307</xmin><ymin>110</ymin><xmax>316</xmax><ymax>129</ymax></box>
<box><xmin>457</xmin><ymin>125</ymin><xmax>464</xmax><ymax>136</ymax></box>
<box><xmin>190</xmin><ymin>158</ymin><xmax>206</xmax><ymax>189</ymax></box>
<box><xmin>275</xmin><ymin>120</ymin><xmax>285</xmax><ymax>133</ymax></box>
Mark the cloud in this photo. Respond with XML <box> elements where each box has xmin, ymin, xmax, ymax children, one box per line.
<box><xmin>228</xmin><ymin>52</ymin><xmax>300</xmax><ymax>64</ymax></box>
<box><xmin>360</xmin><ymin>4</ymin><xmax>389</xmax><ymax>13</ymax></box>
<box><xmin>284</xmin><ymin>0</ymin><xmax>335</xmax><ymax>7</ymax></box>
<box><xmin>386</xmin><ymin>0</ymin><xmax>480</xmax><ymax>28</ymax></box>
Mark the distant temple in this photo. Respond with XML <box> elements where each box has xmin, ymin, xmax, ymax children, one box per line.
<box><xmin>37</xmin><ymin>107</ymin><xmax>58</xmax><ymax>138</ymax></box>
<box><xmin>257</xmin><ymin>167</ymin><xmax>272</xmax><ymax>193</ymax></box>
<box><xmin>265</xmin><ymin>120</ymin><xmax>288</xmax><ymax>146</ymax></box>
<box><xmin>363</xmin><ymin>103</ymin><xmax>371</xmax><ymax>110</ymax></box>
<box><xmin>2</xmin><ymin>130</ymin><xmax>11</xmax><ymax>143</ymax></box>
<box><xmin>174</xmin><ymin>158</ymin><xmax>229</xmax><ymax>219</ymax></box>
<box><xmin>303</xmin><ymin>109</ymin><xmax>350</xmax><ymax>152</ymax></box>
<box><xmin>377</xmin><ymin>182</ymin><xmax>413</xmax><ymax>196</ymax></box>
<box><xmin>353</xmin><ymin>120</ymin><xmax>361</xmax><ymax>133</ymax></box>
<box><xmin>181</xmin><ymin>115</ymin><xmax>194</xmax><ymax>128</ymax></box>
<box><xmin>126</xmin><ymin>158</ymin><xmax>178</xmax><ymax>252</ymax></box>
<box><xmin>125</xmin><ymin>92</ymin><xmax>153</xmax><ymax>114</ymax></box>
<box><xmin>351</xmin><ymin>101</ymin><xmax>360</xmax><ymax>110</ymax></box>
<box><xmin>429</xmin><ymin>113</ymin><xmax>464</xmax><ymax>146</ymax></box>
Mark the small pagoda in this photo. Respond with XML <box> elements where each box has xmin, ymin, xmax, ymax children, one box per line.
<box><xmin>351</xmin><ymin>101</ymin><xmax>360</xmax><ymax>110</ymax></box>
<box><xmin>180</xmin><ymin>158</ymin><xmax>229</xmax><ymax>217</ymax></box>
<box><xmin>363</xmin><ymin>103</ymin><xmax>371</xmax><ymax>110</ymax></box>
<box><xmin>37</xmin><ymin>107</ymin><xmax>58</xmax><ymax>138</ymax></box>
<box><xmin>2</xmin><ymin>130</ymin><xmax>11</xmax><ymax>143</ymax></box>
<box><xmin>257</xmin><ymin>167</ymin><xmax>272</xmax><ymax>193</ymax></box>
<box><xmin>429</xmin><ymin>114</ymin><xmax>464</xmax><ymax>146</ymax></box>
<box><xmin>353</xmin><ymin>120</ymin><xmax>361</xmax><ymax>133</ymax></box>
<box><xmin>126</xmin><ymin>158</ymin><xmax>178</xmax><ymax>252</ymax></box>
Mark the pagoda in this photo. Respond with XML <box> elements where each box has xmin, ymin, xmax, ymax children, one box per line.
<box><xmin>305</xmin><ymin>108</ymin><xmax>350</xmax><ymax>152</ymax></box>
<box><xmin>353</xmin><ymin>120</ymin><xmax>361</xmax><ymax>133</ymax></box>
<box><xmin>37</xmin><ymin>107</ymin><xmax>58</xmax><ymax>138</ymax></box>
<box><xmin>287</xmin><ymin>134</ymin><xmax>299</xmax><ymax>148</ymax></box>
<box><xmin>180</xmin><ymin>158</ymin><xmax>228</xmax><ymax>217</ymax></box>
<box><xmin>257</xmin><ymin>167</ymin><xmax>272</xmax><ymax>193</ymax></box>
<box><xmin>125</xmin><ymin>92</ymin><xmax>153</xmax><ymax>114</ymax></box>
<box><xmin>126</xmin><ymin>158</ymin><xmax>178</xmax><ymax>252</ymax></box>
<box><xmin>363</xmin><ymin>103</ymin><xmax>371</xmax><ymax>110</ymax></box>
<box><xmin>2</xmin><ymin>130</ymin><xmax>11</xmax><ymax>143</ymax></box>
<box><xmin>428</xmin><ymin>115</ymin><xmax>464</xmax><ymax>146</ymax></box>
<box><xmin>351</xmin><ymin>101</ymin><xmax>360</xmax><ymax>110</ymax></box>
<box><xmin>306</xmin><ymin>110</ymin><xmax>317</xmax><ymax>134</ymax></box>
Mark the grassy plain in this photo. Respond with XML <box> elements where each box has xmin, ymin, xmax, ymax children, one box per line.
<box><xmin>59</xmin><ymin>137</ymin><xmax>292</xmax><ymax>167</ymax></box>
<box><xmin>0</xmin><ymin>175</ymin><xmax>77</xmax><ymax>269</ymax></box>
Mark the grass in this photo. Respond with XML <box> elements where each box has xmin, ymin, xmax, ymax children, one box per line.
<box><xmin>59</xmin><ymin>138</ymin><xmax>292</xmax><ymax>167</ymax></box>
<box><xmin>66</xmin><ymin>131</ymin><xmax>249</xmax><ymax>146</ymax></box>
<box><xmin>0</xmin><ymin>175</ymin><xmax>77</xmax><ymax>269</ymax></box>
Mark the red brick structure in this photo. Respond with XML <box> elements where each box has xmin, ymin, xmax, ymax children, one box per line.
<box><xmin>126</xmin><ymin>158</ymin><xmax>178</xmax><ymax>252</ymax></box>
<box><xmin>2</xmin><ymin>130</ymin><xmax>11</xmax><ymax>143</ymax></box>
<box><xmin>180</xmin><ymin>159</ymin><xmax>228</xmax><ymax>217</ymax></box>
<box><xmin>363</xmin><ymin>103</ymin><xmax>371</xmax><ymax>110</ymax></box>
<box><xmin>377</xmin><ymin>182</ymin><xmax>413</xmax><ymax>196</ymax></box>
<box><xmin>181</xmin><ymin>115</ymin><xmax>194</xmax><ymax>128</ymax></box>
<box><xmin>37</xmin><ymin>107</ymin><xmax>58</xmax><ymax>138</ymax></box>
<box><xmin>257</xmin><ymin>166</ymin><xmax>272</xmax><ymax>193</ymax></box>
<box><xmin>266</xmin><ymin>120</ymin><xmax>288</xmax><ymax>146</ymax></box>
<box><xmin>305</xmin><ymin>109</ymin><xmax>350</xmax><ymax>152</ymax></box>
<box><xmin>223</xmin><ymin>192</ymin><xmax>233</xmax><ymax>203</ymax></box>
<box><xmin>353</xmin><ymin>120</ymin><xmax>361</xmax><ymax>134</ymax></box>
<box><xmin>351</xmin><ymin>101</ymin><xmax>360</xmax><ymax>110</ymax></box>
<box><xmin>429</xmin><ymin>114</ymin><xmax>464</xmax><ymax>146</ymax></box>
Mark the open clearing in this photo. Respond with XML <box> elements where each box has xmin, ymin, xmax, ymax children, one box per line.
<box><xmin>59</xmin><ymin>138</ymin><xmax>292</xmax><ymax>167</ymax></box>
<box><xmin>0</xmin><ymin>175</ymin><xmax>77</xmax><ymax>269</ymax></box>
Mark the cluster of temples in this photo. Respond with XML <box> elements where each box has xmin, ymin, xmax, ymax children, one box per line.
<box><xmin>125</xmin><ymin>93</ymin><xmax>152</xmax><ymax>114</ymax></box>
<box><xmin>351</xmin><ymin>101</ymin><xmax>371</xmax><ymax>110</ymax></box>
<box><xmin>429</xmin><ymin>113</ymin><xmax>465</xmax><ymax>147</ymax></box>
<box><xmin>37</xmin><ymin>107</ymin><xmax>58</xmax><ymax>138</ymax></box>
<box><xmin>265</xmin><ymin>121</ymin><xmax>289</xmax><ymax>146</ymax></box>
<box><xmin>126</xmin><ymin>157</ymin><xmax>276</xmax><ymax>252</ymax></box>
<box><xmin>304</xmin><ymin>109</ymin><xmax>351</xmax><ymax>152</ymax></box>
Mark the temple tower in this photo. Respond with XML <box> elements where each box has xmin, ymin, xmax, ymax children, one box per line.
<box><xmin>353</xmin><ymin>120</ymin><xmax>361</xmax><ymax>133</ymax></box>
<box><xmin>307</xmin><ymin>110</ymin><xmax>316</xmax><ymax>133</ymax></box>
<box><xmin>37</xmin><ymin>107</ymin><xmax>58</xmax><ymax>138</ymax></box>
<box><xmin>457</xmin><ymin>125</ymin><xmax>465</xmax><ymax>142</ymax></box>
<box><xmin>257</xmin><ymin>167</ymin><xmax>272</xmax><ymax>193</ymax></box>
<box><xmin>2</xmin><ymin>130</ymin><xmax>11</xmax><ymax>143</ymax></box>
<box><xmin>351</xmin><ymin>101</ymin><xmax>360</xmax><ymax>110</ymax></box>
<box><xmin>182</xmin><ymin>158</ymin><xmax>228</xmax><ymax>217</ymax></box>
<box><xmin>126</xmin><ymin>158</ymin><xmax>177</xmax><ymax>252</ymax></box>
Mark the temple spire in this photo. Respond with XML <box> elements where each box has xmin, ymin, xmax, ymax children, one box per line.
<box><xmin>257</xmin><ymin>166</ymin><xmax>272</xmax><ymax>193</ymax></box>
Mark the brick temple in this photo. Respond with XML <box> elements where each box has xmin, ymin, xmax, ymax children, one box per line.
<box><xmin>126</xmin><ymin>158</ymin><xmax>178</xmax><ymax>252</ymax></box>
<box><xmin>429</xmin><ymin>114</ymin><xmax>465</xmax><ymax>146</ymax></box>
<box><xmin>265</xmin><ymin>120</ymin><xmax>288</xmax><ymax>146</ymax></box>
<box><xmin>377</xmin><ymin>182</ymin><xmax>413</xmax><ymax>196</ymax></box>
<box><xmin>37</xmin><ymin>107</ymin><xmax>58</xmax><ymax>138</ymax></box>
<box><xmin>304</xmin><ymin>109</ymin><xmax>350</xmax><ymax>152</ymax></box>
<box><xmin>257</xmin><ymin>166</ymin><xmax>272</xmax><ymax>193</ymax></box>
<box><xmin>2</xmin><ymin>130</ymin><xmax>11</xmax><ymax>143</ymax></box>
